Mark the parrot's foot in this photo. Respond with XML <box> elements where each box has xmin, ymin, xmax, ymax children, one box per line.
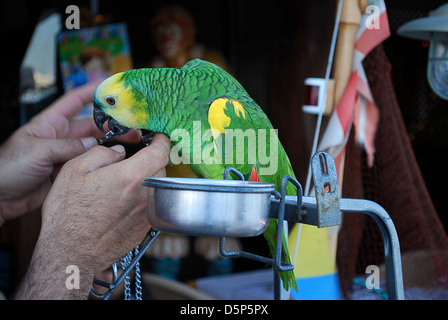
<box><xmin>141</xmin><ymin>131</ymin><xmax>157</xmax><ymax>146</ymax></box>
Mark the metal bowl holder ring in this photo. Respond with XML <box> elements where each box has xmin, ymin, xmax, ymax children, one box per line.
<box><xmin>91</xmin><ymin>152</ymin><xmax>404</xmax><ymax>300</ymax></box>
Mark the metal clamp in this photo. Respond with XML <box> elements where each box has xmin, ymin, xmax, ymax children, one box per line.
<box><xmin>312</xmin><ymin>152</ymin><xmax>341</xmax><ymax>227</ymax></box>
<box><xmin>268</xmin><ymin>152</ymin><xmax>341</xmax><ymax>228</ymax></box>
<box><xmin>219</xmin><ymin>170</ymin><xmax>296</xmax><ymax>273</ymax></box>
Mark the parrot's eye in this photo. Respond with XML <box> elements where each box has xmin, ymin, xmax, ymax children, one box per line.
<box><xmin>106</xmin><ymin>96</ymin><xmax>116</xmax><ymax>106</ymax></box>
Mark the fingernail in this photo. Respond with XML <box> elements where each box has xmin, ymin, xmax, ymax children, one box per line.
<box><xmin>81</xmin><ymin>137</ymin><xmax>98</xmax><ymax>150</ymax></box>
<box><xmin>111</xmin><ymin>144</ymin><xmax>125</xmax><ymax>155</ymax></box>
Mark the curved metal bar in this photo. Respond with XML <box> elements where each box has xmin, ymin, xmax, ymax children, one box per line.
<box><xmin>339</xmin><ymin>198</ymin><xmax>404</xmax><ymax>300</ymax></box>
<box><xmin>223</xmin><ymin>167</ymin><xmax>245</xmax><ymax>181</ymax></box>
<box><xmin>218</xmin><ymin>170</ymin><xmax>296</xmax><ymax>290</ymax></box>
<box><xmin>276</xmin><ymin>175</ymin><xmax>302</xmax><ymax>272</ymax></box>
<box><xmin>269</xmin><ymin>194</ymin><xmax>404</xmax><ymax>300</ymax></box>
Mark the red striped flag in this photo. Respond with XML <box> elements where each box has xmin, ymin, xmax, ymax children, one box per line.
<box><xmin>318</xmin><ymin>0</ymin><xmax>390</xmax><ymax>170</ymax></box>
<box><xmin>318</xmin><ymin>70</ymin><xmax>359</xmax><ymax>177</ymax></box>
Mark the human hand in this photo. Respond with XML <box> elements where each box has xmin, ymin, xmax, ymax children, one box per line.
<box><xmin>16</xmin><ymin>133</ymin><xmax>170</xmax><ymax>299</ymax></box>
<box><xmin>0</xmin><ymin>82</ymin><xmax>141</xmax><ymax>224</ymax></box>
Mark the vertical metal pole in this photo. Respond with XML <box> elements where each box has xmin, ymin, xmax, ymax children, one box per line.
<box><xmin>274</xmin><ymin>269</ymin><xmax>290</xmax><ymax>300</ymax></box>
<box><xmin>274</xmin><ymin>270</ymin><xmax>280</xmax><ymax>300</ymax></box>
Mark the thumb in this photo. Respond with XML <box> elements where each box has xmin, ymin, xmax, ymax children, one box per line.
<box><xmin>45</xmin><ymin>136</ymin><xmax>98</xmax><ymax>164</ymax></box>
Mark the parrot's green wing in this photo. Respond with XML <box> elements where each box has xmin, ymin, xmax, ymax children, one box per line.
<box><xmin>207</xmin><ymin>97</ymin><xmax>298</xmax><ymax>292</ymax></box>
<box><xmin>180</xmin><ymin>60</ymin><xmax>299</xmax><ymax>291</ymax></box>
<box><xmin>180</xmin><ymin>59</ymin><xmax>206</xmax><ymax>70</ymax></box>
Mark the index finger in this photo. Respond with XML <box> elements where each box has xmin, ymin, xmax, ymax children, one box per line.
<box><xmin>68</xmin><ymin>117</ymin><xmax>142</xmax><ymax>143</ymax></box>
<box><xmin>44</xmin><ymin>80</ymin><xmax>102</xmax><ymax>120</ymax></box>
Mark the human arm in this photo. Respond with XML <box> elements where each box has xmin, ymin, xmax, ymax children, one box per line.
<box><xmin>14</xmin><ymin>133</ymin><xmax>170</xmax><ymax>299</ymax></box>
<box><xmin>0</xmin><ymin>82</ymin><xmax>141</xmax><ymax>225</ymax></box>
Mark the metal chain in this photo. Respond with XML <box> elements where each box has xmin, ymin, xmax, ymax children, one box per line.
<box><xmin>91</xmin><ymin>231</ymin><xmax>161</xmax><ymax>300</ymax></box>
<box><xmin>134</xmin><ymin>246</ymin><xmax>143</xmax><ymax>300</ymax></box>
<box><xmin>120</xmin><ymin>246</ymin><xmax>143</xmax><ymax>300</ymax></box>
<box><xmin>120</xmin><ymin>251</ymin><xmax>133</xmax><ymax>300</ymax></box>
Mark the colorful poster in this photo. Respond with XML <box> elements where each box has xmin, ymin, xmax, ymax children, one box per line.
<box><xmin>58</xmin><ymin>23</ymin><xmax>133</xmax><ymax>117</ymax></box>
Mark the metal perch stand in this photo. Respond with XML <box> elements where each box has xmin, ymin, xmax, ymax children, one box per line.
<box><xmin>92</xmin><ymin>152</ymin><xmax>404</xmax><ymax>300</ymax></box>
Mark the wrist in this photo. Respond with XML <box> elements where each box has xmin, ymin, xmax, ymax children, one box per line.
<box><xmin>15</xmin><ymin>232</ymin><xmax>98</xmax><ymax>299</ymax></box>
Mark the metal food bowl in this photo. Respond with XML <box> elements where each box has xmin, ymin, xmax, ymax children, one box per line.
<box><xmin>143</xmin><ymin>177</ymin><xmax>275</xmax><ymax>237</ymax></box>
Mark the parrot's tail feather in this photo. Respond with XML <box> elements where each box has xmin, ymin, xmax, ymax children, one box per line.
<box><xmin>264</xmin><ymin>220</ymin><xmax>298</xmax><ymax>292</ymax></box>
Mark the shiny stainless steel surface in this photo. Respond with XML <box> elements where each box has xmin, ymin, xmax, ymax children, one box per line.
<box><xmin>143</xmin><ymin>177</ymin><xmax>275</xmax><ymax>237</ymax></box>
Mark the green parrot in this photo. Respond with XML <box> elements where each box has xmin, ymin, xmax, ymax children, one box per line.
<box><xmin>93</xmin><ymin>59</ymin><xmax>298</xmax><ymax>291</ymax></box>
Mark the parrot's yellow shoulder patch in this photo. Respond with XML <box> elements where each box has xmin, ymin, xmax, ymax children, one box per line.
<box><xmin>208</xmin><ymin>98</ymin><xmax>246</xmax><ymax>139</ymax></box>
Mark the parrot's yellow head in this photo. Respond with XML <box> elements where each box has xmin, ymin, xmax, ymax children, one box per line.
<box><xmin>93</xmin><ymin>72</ymin><xmax>149</xmax><ymax>141</ymax></box>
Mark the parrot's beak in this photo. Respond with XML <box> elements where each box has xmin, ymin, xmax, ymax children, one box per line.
<box><xmin>93</xmin><ymin>102</ymin><xmax>108</xmax><ymax>133</ymax></box>
<box><xmin>93</xmin><ymin>102</ymin><xmax>131</xmax><ymax>144</ymax></box>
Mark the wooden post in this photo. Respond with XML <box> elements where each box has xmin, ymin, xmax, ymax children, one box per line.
<box><xmin>327</xmin><ymin>0</ymin><xmax>368</xmax><ymax>263</ymax></box>
<box><xmin>333</xmin><ymin>0</ymin><xmax>367</xmax><ymax>107</ymax></box>
<box><xmin>331</xmin><ymin>0</ymin><xmax>368</xmax><ymax>186</ymax></box>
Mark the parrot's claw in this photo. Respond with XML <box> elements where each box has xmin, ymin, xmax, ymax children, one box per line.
<box><xmin>98</xmin><ymin>131</ymin><xmax>118</xmax><ymax>145</ymax></box>
<box><xmin>141</xmin><ymin>131</ymin><xmax>156</xmax><ymax>146</ymax></box>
